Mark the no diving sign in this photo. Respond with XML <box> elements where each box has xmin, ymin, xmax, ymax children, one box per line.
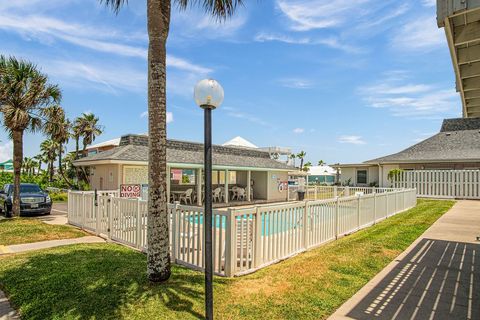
<box><xmin>120</xmin><ymin>184</ymin><xmax>141</xmax><ymax>198</ymax></box>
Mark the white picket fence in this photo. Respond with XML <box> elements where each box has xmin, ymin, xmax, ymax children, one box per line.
<box><xmin>68</xmin><ymin>188</ymin><xmax>417</xmax><ymax>277</ymax></box>
<box><xmin>288</xmin><ymin>185</ymin><xmax>400</xmax><ymax>201</ymax></box>
<box><xmin>393</xmin><ymin>170</ymin><xmax>480</xmax><ymax>199</ymax></box>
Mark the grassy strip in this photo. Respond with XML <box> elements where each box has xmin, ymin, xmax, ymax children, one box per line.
<box><xmin>0</xmin><ymin>218</ymin><xmax>87</xmax><ymax>246</ymax></box>
<box><xmin>0</xmin><ymin>199</ymin><xmax>454</xmax><ymax>319</ymax></box>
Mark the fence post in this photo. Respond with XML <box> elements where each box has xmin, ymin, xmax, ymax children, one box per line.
<box><xmin>373</xmin><ymin>191</ymin><xmax>377</xmax><ymax>225</ymax></box>
<box><xmin>334</xmin><ymin>186</ymin><xmax>338</xmax><ymax>198</ymax></box>
<box><xmin>171</xmin><ymin>202</ymin><xmax>178</xmax><ymax>262</ymax></box>
<box><xmin>94</xmin><ymin>190</ymin><xmax>100</xmax><ymax>235</ymax></box>
<box><xmin>314</xmin><ymin>186</ymin><xmax>318</xmax><ymax>200</ymax></box>
<box><xmin>81</xmin><ymin>192</ymin><xmax>86</xmax><ymax>230</ymax></box>
<box><xmin>67</xmin><ymin>190</ymin><xmax>71</xmax><ymax>222</ymax></box>
<box><xmin>136</xmin><ymin>198</ymin><xmax>142</xmax><ymax>249</ymax></box>
<box><xmin>357</xmin><ymin>194</ymin><xmax>361</xmax><ymax>230</ymax></box>
<box><xmin>108</xmin><ymin>195</ymin><xmax>113</xmax><ymax>240</ymax></box>
<box><xmin>254</xmin><ymin>207</ymin><xmax>262</xmax><ymax>268</ymax></box>
<box><xmin>224</xmin><ymin>208</ymin><xmax>237</xmax><ymax>277</ymax></box>
<box><xmin>335</xmin><ymin>197</ymin><xmax>339</xmax><ymax>239</ymax></box>
<box><xmin>386</xmin><ymin>192</ymin><xmax>389</xmax><ymax>218</ymax></box>
<box><xmin>303</xmin><ymin>201</ymin><xmax>309</xmax><ymax>249</ymax></box>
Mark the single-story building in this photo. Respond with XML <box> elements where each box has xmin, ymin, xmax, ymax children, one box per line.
<box><xmin>307</xmin><ymin>165</ymin><xmax>337</xmax><ymax>185</ymax></box>
<box><xmin>74</xmin><ymin>134</ymin><xmax>296</xmax><ymax>205</ymax></box>
<box><xmin>0</xmin><ymin>159</ymin><xmax>13</xmax><ymax>172</ymax></box>
<box><xmin>334</xmin><ymin>118</ymin><xmax>480</xmax><ymax>187</ymax></box>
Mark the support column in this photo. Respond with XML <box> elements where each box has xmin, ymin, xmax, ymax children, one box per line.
<box><xmin>196</xmin><ymin>168</ymin><xmax>202</xmax><ymax>206</ymax></box>
<box><xmin>166</xmin><ymin>167</ymin><xmax>171</xmax><ymax>203</ymax></box>
<box><xmin>247</xmin><ymin>170</ymin><xmax>252</xmax><ymax>201</ymax></box>
<box><xmin>224</xmin><ymin>169</ymin><xmax>229</xmax><ymax>204</ymax></box>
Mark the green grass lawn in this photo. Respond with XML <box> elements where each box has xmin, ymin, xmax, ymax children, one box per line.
<box><xmin>0</xmin><ymin>218</ymin><xmax>87</xmax><ymax>246</ymax></box>
<box><xmin>0</xmin><ymin>199</ymin><xmax>454</xmax><ymax>319</ymax></box>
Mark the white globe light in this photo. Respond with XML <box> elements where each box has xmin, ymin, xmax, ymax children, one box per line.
<box><xmin>193</xmin><ymin>79</ymin><xmax>224</xmax><ymax>109</ymax></box>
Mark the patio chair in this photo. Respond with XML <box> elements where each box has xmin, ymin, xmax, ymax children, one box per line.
<box><xmin>213</xmin><ymin>187</ymin><xmax>223</xmax><ymax>202</ymax></box>
<box><xmin>179</xmin><ymin>189</ymin><xmax>193</xmax><ymax>205</ymax></box>
<box><xmin>236</xmin><ymin>188</ymin><xmax>246</xmax><ymax>201</ymax></box>
<box><xmin>230</xmin><ymin>186</ymin><xmax>239</xmax><ymax>200</ymax></box>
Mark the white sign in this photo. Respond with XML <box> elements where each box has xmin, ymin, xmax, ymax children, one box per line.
<box><xmin>120</xmin><ymin>184</ymin><xmax>141</xmax><ymax>198</ymax></box>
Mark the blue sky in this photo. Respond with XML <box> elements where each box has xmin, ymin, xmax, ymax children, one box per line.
<box><xmin>0</xmin><ymin>0</ymin><xmax>461</xmax><ymax>165</ymax></box>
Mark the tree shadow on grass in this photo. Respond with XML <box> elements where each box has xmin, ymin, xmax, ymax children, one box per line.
<box><xmin>0</xmin><ymin>243</ymin><xmax>219</xmax><ymax>319</ymax></box>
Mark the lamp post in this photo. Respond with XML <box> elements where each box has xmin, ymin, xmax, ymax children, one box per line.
<box><xmin>194</xmin><ymin>79</ymin><xmax>224</xmax><ymax>320</ymax></box>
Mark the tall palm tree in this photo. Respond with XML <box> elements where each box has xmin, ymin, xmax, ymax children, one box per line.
<box><xmin>289</xmin><ymin>153</ymin><xmax>296</xmax><ymax>166</ymax></box>
<box><xmin>0</xmin><ymin>56</ymin><xmax>61</xmax><ymax>216</ymax></box>
<box><xmin>296</xmin><ymin>151</ymin><xmax>306</xmax><ymax>170</ymax></box>
<box><xmin>318</xmin><ymin>160</ymin><xmax>325</xmax><ymax>166</ymax></box>
<box><xmin>76</xmin><ymin>113</ymin><xmax>103</xmax><ymax>154</ymax></box>
<box><xmin>40</xmin><ymin>139</ymin><xmax>59</xmax><ymax>182</ymax></box>
<box><xmin>42</xmin><ymin>105</ymin><xmax>73</xmax><ymax>187</ymax></box>
<box><xmin>33</xmin><ymin>154</ymin><xmax>44</xmax><ymax>175</ymax></box>
<box><xmin>22</xmin><ymin>157</ymin><xmax>36</xmax><ymax>175</ymax></box>
<box><xmin>101</xmin><ymin>0</ymin><xmax>243</xmax><ymax>283</ymax></box>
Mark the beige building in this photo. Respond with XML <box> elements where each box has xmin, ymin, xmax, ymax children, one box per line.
<box><xmin>74</xmin><ymin>134</ymin><xmax>295</xmax><ymax>205</ymax></box>
<box><xmin>335</xmin><ymin>118</ymin><xmax>480</xmax><ymax>187</ymax></box>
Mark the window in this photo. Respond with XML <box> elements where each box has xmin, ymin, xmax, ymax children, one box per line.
<box><xmin>356</xmin><ymin>170</ymin><xmax>367</xmax><ymax>184</ymax></box>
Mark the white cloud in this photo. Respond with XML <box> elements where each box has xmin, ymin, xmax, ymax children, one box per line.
<box><xmin>254</xmin><ymin>32</ymin><xmax>363</xmax><ymax>53</ymax></box>
<box><xmin>276</xmin><ymin>0</ymin><xmax>372</xmax><ymax>31</ymax></box>
<box><xmin>278</xmin><ymin>78</ymin><xmax>314</xmax><ymax>89</ymax></box>
<box><xmin>421</xmin><ymin>0</ymin><xmax>436</xmax><ymax>7</ymax></box>
<box><xmin>338</xmin><ymin>135</ymin><xmax>366</xmax><ymax>145</ymax></box>
<box><xmin>358</xmin><ymin>72</ymin><xmax>460</xmax><ymax>118</ymax></box>
<box><xmin>140</xmin><ymin>111</ymin><xmax>173</xmax><ymax>123</ymax></box>
<box><xmin>222</xmin><ymin>107</ymin><xmax>272</xmax><ymax>127</ymax></box>
<box><xmin>0</xmin><ymin>12</ymin><xmax>210</xmax><ymax>75</ymax></box>
<box><xmin>391</xmin><ymin>17</ymin><xmax>445</xmax><ymax>51</ymax></box>
<box><xmin>293</xmin><ymin>128</ymin><xmax>305</xmax><ymax>134</ymax></box>
<box><xmin>0</xmin><ymin>141</ymin><xmax>13</xmax><ymax>162</ymax></box>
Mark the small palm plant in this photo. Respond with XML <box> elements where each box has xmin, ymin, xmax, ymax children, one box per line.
<box><xmin>0</xmin><ymin>56</ymin><xmax>61</xmax><ymax>216</ymax></box>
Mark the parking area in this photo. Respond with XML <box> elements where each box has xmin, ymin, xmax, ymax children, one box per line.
<box><xmin>34</xmin><ymin>202</ymin><xmax>68</xmax><ymax>225</ymax></box>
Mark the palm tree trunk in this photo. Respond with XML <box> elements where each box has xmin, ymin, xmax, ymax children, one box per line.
<box><xmin>58</xmin><ymin>145</ymin><xmax>73</xmax><ymax>188</ymax></box>
<box><xmin>12</xmin><ymin>130</ymin><xmax>23</xmax><ymax>217</ymax></box>
<box><xmin>146</xmin><ymin>0</ymin><xmax>171</xmax><ymax>283</ymax></box>
<box><xmin>49</xmin><ymin>160</ymin><xmax>54</xmax><ymax>182</ymax></box>
<box><xmin>37</xmin><ymin>161</ymin><xmax>41</xmax><ymax>175</ymax></box>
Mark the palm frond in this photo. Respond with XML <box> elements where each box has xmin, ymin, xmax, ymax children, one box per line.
<box><xmin>100</xmin><ymin>0</ymin><xmax>128</xmax><ymax>14</ymax></box>
<box><xmin>176</xmin><ymin>0</ymin><xmax>243</xmax><ymax>20</ymax></box>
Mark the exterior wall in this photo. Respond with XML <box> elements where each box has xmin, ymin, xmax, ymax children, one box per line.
<box><xmin>267</xmin><ymin>171</ymin><xmax>288</xmax><ymax>201</ymax></box>
<box><xmin>89</xmin><ymin>164</ymin><xmax>120</xmax><ymax>190</ymax></box>
<box><xmin>380</xmin><ymin>164</ymin><xmax>400</xmax><ymax>187</ymax></box>
<box><xmin>123</xmin><ymin>165</ymin><xmax>148</xmax><ymax>185</ymax></box>
<box><xmin>251</xmin><ymin>171</ymin><xmax>268</xmax><ymax>200</ymax></box>
<box><xmin>339</xmin><ymin>166</ymin><xmax>381</xmax><ymax>186</ymax></box>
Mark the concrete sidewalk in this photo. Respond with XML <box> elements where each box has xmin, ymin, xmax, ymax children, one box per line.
<box><xmin>329</xmin><ymin>200</ymin><xmax>480</xmax><ymax>320</ymax></box>
<box><xmin>0</xmin><ymin>236</ymin><xmax>105</xmax><ymax>255</ymax></box>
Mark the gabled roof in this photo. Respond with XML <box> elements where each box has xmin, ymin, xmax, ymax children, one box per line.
<box><xmin>75</xmin><ymin>134</ymin><xmax>293</xmax><ymax>170</ymax></box>
<box><xmin>87</xmin><ymin>138</ymin><xmax>121</xmax><ymax>150</ymax></box>
<box><xmin>222</xmin><ymin>136</ymin><xmax>258</xmax><ymax>149</ymax></box>
<box><xmin>364</xmin><ymin>118</ymin><xmax>480</xmax><ymax>164</ymax></box>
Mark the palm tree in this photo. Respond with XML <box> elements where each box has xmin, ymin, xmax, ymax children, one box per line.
<box><xmin>296</xmin><ymin>151</ymin><xmax>306</xmax><ymax>170</ymax></box>
<box><xmin>42</xmin><ymin>105</ymin><xmax>73</xmax><ymax>187</ymax></box>
<box><xmin>22</xmin><ymin>157</ymin><xmax>36</xmax><ymax>175</ymax></box>
<box><xmin>303</xmin><ymin>161</ymin><xmax>312</xmax><ymax>172</ymax></box>
<box><xmin>40</xmin><ymin>139</ymin><xmax>59</xmax><ymax>182</ymax></box>
<box><xmin>33</xmin><ymin>154</ymin><xmax>44</xmax><ymax>175</ymax></box>
<box><xmin>289</xmin><ymin>153</ymin><xmax>296</xmax><ymax>166</ymax></box>
<box><xmin>76</xmin><ymin>113</ymin><xmax>103</xmax><ymax>155</ymax></box>
<box><xmin>0</xmin><ymin>55</ymin><xmax>61</xmax><ymax>216</ymax></box>
<box><xmin>318</xmin><ymin>160</ymin><xmax>325</xmax><ymax>166</ymax></box>
<box><xmin>100</xmin><ymin>0</ymin><xmax>243</xmax><ymax>283</ymax></box>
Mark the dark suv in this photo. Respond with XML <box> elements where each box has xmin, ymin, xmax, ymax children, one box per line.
<box><xmin>0</xmin><ymin>183</ymin><xmax>52</xmax><ymax>217</ymax></box>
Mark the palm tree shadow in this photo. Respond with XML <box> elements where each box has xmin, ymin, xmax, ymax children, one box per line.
<box><xmin>0</xmin><ymin>244</ymin><xmax>210</xmax><ymax>319</ymax></box>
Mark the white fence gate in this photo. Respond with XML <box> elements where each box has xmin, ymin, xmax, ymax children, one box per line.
<box><xmin>68</xmin><ymin>188</ymin><xmax>417</xmax><ymax>277</ymax></box>
<box><xmin>393</xmin><ymin>170</ymin><xmax>480</xmax><ymax>199</ymax></box>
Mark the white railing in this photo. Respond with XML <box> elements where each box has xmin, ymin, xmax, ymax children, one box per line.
<box><xmin>393</xmin><ymin>170</ymin><xmax>480</xmax><ymax>199</ymax></box>
<box><xmin>302</xmin><ymin>186</ymin><xmax>400</xmax><ymax>201</ymax></box>
<box><xmin>68</xmin><ymin>188</ymin><xmax>417</xmax><ymax>277</ymax></box>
